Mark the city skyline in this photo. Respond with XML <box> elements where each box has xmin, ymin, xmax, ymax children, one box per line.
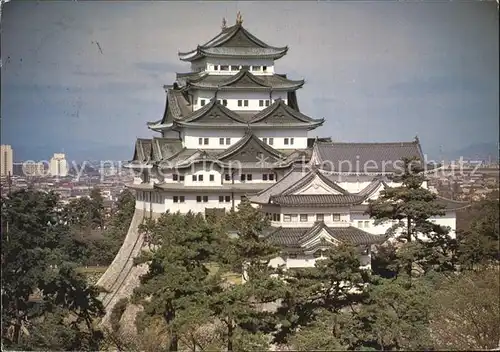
<box><xmin>1</xmin><ymin>1</ymin><xmax>499</xmax><ymax>161</ymax></box>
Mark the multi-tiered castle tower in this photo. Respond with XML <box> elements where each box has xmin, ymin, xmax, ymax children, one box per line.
<box><xmin>127</xmin><ymin>14</ymin><xmax>325</xmax><ymax>217</ymax></box>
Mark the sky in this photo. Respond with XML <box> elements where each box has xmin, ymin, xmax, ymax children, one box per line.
<box><xmin>1</xmin><ymin>1</ymin><xmax>499</xmax><ymax>162</ymax></box>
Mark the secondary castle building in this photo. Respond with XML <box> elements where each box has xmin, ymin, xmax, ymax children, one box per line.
<box><xmin>250</xmin><ymin>140</ymin><xmax>468</xmax><ymax>269</ymax></box>
<box><xmin>128</xmin><ymin>14</ymin><xmax>325</xmax><ymax>216</ymax></box>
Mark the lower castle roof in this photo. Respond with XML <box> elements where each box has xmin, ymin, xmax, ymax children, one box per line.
<box><xmin>267</xmin><ymin>221</ymin><xmax>386</xmax><ymax>253</ymax></box>
<box><xmin>128</xmin><ymin>131</ymin><xmax>312</xmax><ymax>171</ymax></box>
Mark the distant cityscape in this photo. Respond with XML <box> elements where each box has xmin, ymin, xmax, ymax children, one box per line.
<box><xmin>1</xmin><ymin>144</ymin><xmax>133</xmax><ymax>205</ymax></box>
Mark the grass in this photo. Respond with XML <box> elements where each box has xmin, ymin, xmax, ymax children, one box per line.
<box><xmin>76</xmin><ymin>266</ymin><xmax>109</xmax><ymax>274</ymax></box>
<box><xmin>206</xmin><ymin>262</ymin><xmax>242</xmax><ymax>285</ymax></box>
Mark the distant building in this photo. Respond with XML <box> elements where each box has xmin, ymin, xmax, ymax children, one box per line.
<box><xmin>1</xmin><ymin>145</ymin><xmax>13</xmax><ymax>177</ymax></box>
<box><xmin>49</xmin><ymin>153</ymin><xmax>69</xmax><ymax>177</ymax></box>
<box><xmin>23</xmin><ymin>161</ymin><xmax>47</xmax><ymax>177</ymax></box>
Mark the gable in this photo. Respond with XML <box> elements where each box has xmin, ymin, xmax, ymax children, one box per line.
<box><xmin>222</xmin><ymin>71</ymin><xmax>268</xmax><ymax>88</ymax></box>
<box><xmin>362</xmin><ymin>182</ymin><xmax>387</xmax><ymax>203</ymax></box>
<box><xmin>300</xmin><ymin>228</ymin><xmax>340</xmax><ymax>248</ymax></box>
<box><xmin>292</xmin><ymin>174</ymin><xmax>345</xmax><ymax>196</ymax></box>
<box><xmin>221</xmin><ymin>137</ymin><xmax>282</xmax><ymax>163</ymax></box>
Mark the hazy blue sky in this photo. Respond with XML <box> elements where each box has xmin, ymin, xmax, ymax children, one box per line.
<box><xmin>1</xmin><ymin>1</ymin><xmax>498</xmax><ymax>161</ymax></box>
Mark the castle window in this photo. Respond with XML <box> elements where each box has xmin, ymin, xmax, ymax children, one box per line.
<box><xmin>364</xmin><ymin>221</ymin><xmax>370</xmax><ymax>228</ymax></box>
<box><xmin>219</xmin><ymin>138</ymin><xmax>224</xmax><ymax>145</ymax></box>
<box><xmin>226</xmin><ymin>137</ymin><xmax>230</xmax><ymax>145</ymax></box>
<box><xmin>268</xmin><ymin>138</ymin><xmax>274</xmax><ymax>145</ymax></box>
<box><xmin>262</xmin><ymin>137</ymin><xmax>268</xmax><ymax>144</ymax></box>
<box><xmin>179</xmin><ymin>175</ymin><xmax>185</xmax><ymax>181</ymax></box>
<box><xmin>198</xmin><ymin>138</ymin><xmax>203</xmax><ymax>145</ymax></box>
<box><xmin>204</xmin><ymin>138</ymin><xmax>209</xmax><ymax>145</ymax></box>
<box><xmin>192</xmin><ymin>175</ymin><xmax>197</xmax><ymax>181</ymax></box>
<box><xmin>173</xmin><ymin>196</ymin><xmax>184</xmax><ymax>203</ymax></box>
<box><xmin>357</xmin><ymin>220</ymin><xmax>363</xmax><ymax>228</ymax></box>
<box><xmin>263</xmin><ymin>65</ymin><xmax>268</xmax><ymax>72</ymax></box>
<box><xmin>220</xmin><ymin>65</ymin><xmax>229</xmax><ymax>71</ymax></box>
<box><xmin>200</xmin><ymin>99</ymin><xmax>206</xmax><ymax>106</ymax></box>
<box><xmin>243</xmin><ymin>100</ymin><xmax>249</xmax><ymax>107</ymax></box>
<box><xmin>283</xmin><ymin>214</ymin><xmax>292</xmax><ymax>222</ymax></box>
<box><xmin>240</xmin><ymin>174</ymin><xmax>246</xmax><ymax>182</ymax></box>
<box><xmin>291</xmin><ymin>214</ymin><xmax>298</xmax><ymax>222</ymax></box>
<box><xmin>197</xmin><ymin>196</ymin><xmax>209</xmax><ymax>203</ymax></box>
<box><xmin>217</xmin><ymin>99</ymin><xmax>221</xmax><ymax>104</ymax></box>
<box><xmin>225</xmin><ymin>174</ymin><xmax>231</xmax><ymax>181</ymax></box>
<box><xmin>290</xmin><ymin>138</ymin><xmax>294</xmax><ymax>145</ymax></box>
<box><xmin>218</xmin><ymin>195</ymin><xmax>231</xmax><ymax>203</ymax></box>
<box><xmin>265</xmin><ymin>100</ymin><xmax>270</xmax><ymax>107</ymax></box>
<box><xmin>269</xmin><ymin>173</ymin><xmax>275</xmax><ymax>181</ymax></box>
<box><xmin>300</xmin><ymin>214</ymin><xmax>308</xmax><ymax>222</ymax></box>
<box><xmin>209</xmin><ymin>174</ymin><xmax>215</xmax><ymax>181</ymax></box>
<box><xmin>262</xmin><ymin>174</ymin><xmax>268</xmax><ymax>181</ymax></box>
<box><xmin>284</xmin><ymin>138</ymin><xmax>289</xmax><ymax>145</ymax></box>
<box><xmin>241</xmin><ymin>65</ymin><xmax>250</xmax><ymax>70</ymax></box>
<box><xmin>316</xmin><ymin>214</ymin><xmax>324</xmax><ymax>222</ymax></box>
<box><xmin>246</xmin><ymin>174</ymin><xmax>252</xmax><ymax>181</ymax></box>
<box><xmin>259</xmin><ymin>100</ymin><xmax>264</xmax><ymax>107</ymax></box>
<box><xmin>222</xmin><ymin>99</ymin><xmax>228</xmax><ymax>106</ymax></box>
<box><xmin>333</xmin><ymin>213</ymin><xmax>341</xmax><ymax>221</ymax></box>
<box><xmin>238</xmin><ymin>100</ymin><xmax>243</xmax><ymax>107</ymax></box>
<box><xmin>173</xmin><ymin>174</ymin><xmax>178</xmax><ymax>181</ymax></box>
<box><xmin>198</xmin><ymin>175</ymin><xmax>204</xmax><ymax>182</ymax></box>
<box><xmin>252</xmin><ymin>66</ymin><xmax>261</xmax><ymax>72</ymax></box>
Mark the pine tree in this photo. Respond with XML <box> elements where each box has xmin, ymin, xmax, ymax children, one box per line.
<box><xmin>367</xmin><ymin>157</ymin><xmax>456</xmax><ymax>277</ymax></box>
<box><xmin>1</xmin><ymin>189</ymin><xmax>104</xmax><ymax>350</ymax></box>
<box><xmin>132</xmin><ymin>211</ymin><xmax>220</xmax><ymax>351</ymax></box>
<box><xmin>275</xmin><ymin>243</ymin><xmax>371</xmax><ymax>346</ymax></box>
<box><xmin>209</xmin><ymin>198</ymin><xmax>284</xmax><ymax>351</ymax></box>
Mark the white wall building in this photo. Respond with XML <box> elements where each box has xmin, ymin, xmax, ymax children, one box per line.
<box><xmin>49</xmin><ymin>153</ymin><xmax>69</xmax><ymax>177</ymax></box>
<box><xmin>249</xmin><ymin>141</ymin><xmax>468</xmax><ymax>269</ymax></box>
<box><xmin>1</xmin><ymin>144</ymin><xmax>13</xmax><ymax>177</ymax></box>
<box><xmin>127</xmin><ymin>17</ymin><xmax>325</xmax><ymax>221</ymax></box>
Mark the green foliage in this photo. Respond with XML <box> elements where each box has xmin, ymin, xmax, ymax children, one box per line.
<box><xmin>457</xmin><ymin>198</ymin><xmax>499</xmax><ymax>269</ymax></box>
<box><xmin>132</xmin><ymin>211</ymin><xmax>220</xmax><ymax>351</ymax></box>
<box><xmin>429</xmin><ymin>268</ymin><xmax>500</xmax><ymax>350</ymax></box>
<box><xmin>287</xmin><ymin>309</ymin><xmax>348</xmax><ymax>351</ymax></box>
<box><xmin>275</xmin><ymin>243</ymin><xmax>371</xmax><ymax>345</ymax></box>
<box><xmin>208</xmin><ymin>199</ymin><xmax>284</xmax><ymax>351</ymax></box>
<box><xmin>1</xmin><ymin>189</ymin><xmax>104</xmax><ymax>351</ymax></box>
<box><xmin>86</xmin><ymin>189</ymin><xmax>136</xmax><ymax>266</ymax></box>
<box><xmin>367</xmin><ymin>157</ymin><xmax>457</xmax><ymax>276</ymax></box>
<box><xmin>356</xmin><ymin>276</ymin><xmax>433</xmax><ymax>350</ymax></box>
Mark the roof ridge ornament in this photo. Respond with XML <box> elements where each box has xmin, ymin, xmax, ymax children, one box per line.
<box><xmin>221</xmin><ymin>17</ymin><xmax>227</xmax><ymax>30</ymax></box>
<box><xmin>236</xmin><ymin>11</ymin><xmax>243</xmax><ymax>25</ymax></box>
